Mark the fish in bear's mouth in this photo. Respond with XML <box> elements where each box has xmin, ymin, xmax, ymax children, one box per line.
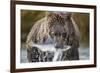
<box><xmin>32</xmin><ymin>44</ymin><xmax>71</xmax><ymax>52</ymax></box>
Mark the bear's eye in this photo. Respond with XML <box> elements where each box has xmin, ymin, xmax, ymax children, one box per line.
<box><xmin>53</xmin><ymin>33</ymin><xmax>56</xmax><ymax>36</ymax></box>
<box><xmin>54</xmin><ymin>33</ymin><xmax>58</xmax><ymax>36</ymax></box>
<box><xmin>53</xmin><ymin>33</ymin><xmax>60</xmax><ymax>36</ymax></box>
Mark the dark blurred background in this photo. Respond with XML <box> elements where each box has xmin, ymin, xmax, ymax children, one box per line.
<box><xmin>21</xmin><ymin>10</ymin><xmax>89</xmax><ymax>48</ymax></box>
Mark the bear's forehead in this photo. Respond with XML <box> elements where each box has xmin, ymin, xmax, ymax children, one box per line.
<box><xmin>51</xmin><ymin>24</ymin><xmax>66</xmax><ymax>32</ymax></box>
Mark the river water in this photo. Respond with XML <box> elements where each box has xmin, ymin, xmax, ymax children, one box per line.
<box><xmin>20</xmin><ymin>47</ymin><xmax>89</xmax><ymax>63</ymax></box>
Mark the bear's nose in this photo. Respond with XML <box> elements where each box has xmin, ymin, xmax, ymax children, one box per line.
<box><xmin>55</xmin><ymin>43</ymin><xmax>63</xmax><ymax>49</ymax></box>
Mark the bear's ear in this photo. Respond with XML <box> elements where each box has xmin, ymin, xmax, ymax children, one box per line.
<box><xmin>46</xmin><ymin>11</ymin><xmax>55</xmax><ymax>17</ymax></box>
<box><xmin>65</xmin><ymin>12</ymin><xmax>72</xmax><ymax>20</ymax></box>
<box><xmin>66</xmin><ymin>12</ymin><xmax>72</xmax><ymax>16</ymax></box>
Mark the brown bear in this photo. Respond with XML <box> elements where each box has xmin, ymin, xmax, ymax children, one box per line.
<box><xmin>26</xmin><ymin>11</ymin><xmax>80</xmax><ymax>62</ymax></box>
